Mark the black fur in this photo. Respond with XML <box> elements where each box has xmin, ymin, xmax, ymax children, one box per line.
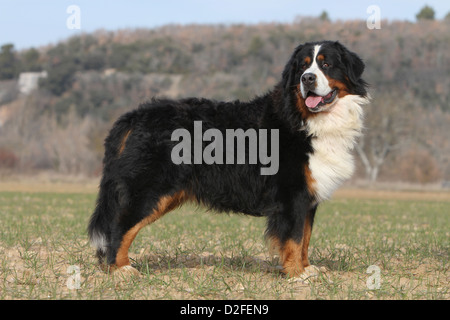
<box><xmin>88</xmin><ymin>40</ymin><xmax>367</xmax><ymax>274</ymax></box>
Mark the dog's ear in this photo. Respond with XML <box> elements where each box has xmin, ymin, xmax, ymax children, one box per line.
<box><xmin>334</xmin><ymin>41</ymin><xmax>368</xmax><ymax>95</ymax></box>
<box><xmin>335</xmin><ymin>41</ymin><xmax>365</xmax><ymax>84</ymax></box>
<box><xmin>281</xmin><ymin>44</ymin><xmax>303</xmax><ymax>91</ymax></box>
<box><xmin>345</xmin><ymin>51</ymin><xmax>365</xmax><ymax>84</ymax></box>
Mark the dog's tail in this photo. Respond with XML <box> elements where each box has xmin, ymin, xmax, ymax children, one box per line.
<box><xmin>88</xmin><ymin>114</ymin><xmax>134</xmax><ymax>264</ymax></box>
<box><xmin>88</xmin><ymin>179</ymin><xmax>118</xmax><ymax>263</ymax></box>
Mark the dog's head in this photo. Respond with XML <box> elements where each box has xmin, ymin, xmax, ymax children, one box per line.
<box><xmin>282</xmin><ymin>41</ymin><xmax>368</xmax><ymax>114</ymax></box>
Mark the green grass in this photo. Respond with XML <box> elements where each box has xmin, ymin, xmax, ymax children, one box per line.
<box><xmin>0</xmin><ymin>191</ymin><xmax>448</xmax><ymax>299</ymax></box>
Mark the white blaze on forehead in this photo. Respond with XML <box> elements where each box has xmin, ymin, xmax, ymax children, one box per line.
<box><xmin>300</xmin><ymin>44</ymin><xmax>332</xmax><ymax>98</ymax></box>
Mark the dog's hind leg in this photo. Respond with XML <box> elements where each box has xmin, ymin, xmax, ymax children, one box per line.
<box><xmin>107</xmin><ymin>190</ymin><xmax>190</xmax><ymax>275</ymax></box>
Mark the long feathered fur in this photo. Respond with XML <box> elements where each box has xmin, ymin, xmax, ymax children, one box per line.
<box><xmin>88</xmin><ymin>40</ymin><xmax>368</xmax><ymax>276</ymax></box>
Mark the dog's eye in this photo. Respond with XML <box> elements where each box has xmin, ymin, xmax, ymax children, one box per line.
<box><xmin>322</xmin><ymin>63</ymin><xmax>330</xmax><ymax>68</ymax></box>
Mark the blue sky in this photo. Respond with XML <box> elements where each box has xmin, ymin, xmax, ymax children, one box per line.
<box><xmin>1</xmin><ymin>0</ymin><xmax>449</xmax><ymax>50</ymax></box>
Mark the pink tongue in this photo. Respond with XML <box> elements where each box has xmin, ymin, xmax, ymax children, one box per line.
<box><xmin>305</xmin><ymin>95</ymin><xmax>322</xmax><ymax>109</ymax></box>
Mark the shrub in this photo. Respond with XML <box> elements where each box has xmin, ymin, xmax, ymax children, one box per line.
<box><xmin>0</xmin><ymin>148</ymin><xmax>19</xmax><ymax>169</ymax></box>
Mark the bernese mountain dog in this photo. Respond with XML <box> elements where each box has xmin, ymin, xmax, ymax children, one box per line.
<box><xmin>88</xmin><ymin>40</ymin><xmax>369</xmax><ymax>277</ymax></box>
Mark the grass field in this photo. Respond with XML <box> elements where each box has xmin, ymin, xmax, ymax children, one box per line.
<box><xmin>0</xmin><ymin>183</ymin><xmax>448</xmax><ymax>300</ymax></box>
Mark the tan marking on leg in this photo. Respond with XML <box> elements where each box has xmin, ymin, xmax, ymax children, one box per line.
<box><xmin>115</xmin><ymin>220</ymin><xmax>147</xmax><ymax>268</ymax></box>
<box><xmin>115</xmin><ymin>190</ymin><xmax>190</xmax><ymax>268</ymax></box>
<box><xmin>280</xmin><ymin>239</ymin><xmax>304</xmax><ymax>277</ymax></box>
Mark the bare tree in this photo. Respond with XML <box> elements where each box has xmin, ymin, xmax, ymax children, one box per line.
<box><xmin>355</xmin><ymin>93</ymin><xmax>411</xmax><ymax>182</ymax></box>
<box><xmin>42</xmin><ymin>106</ymin><xmax>98</xmax><ymax>174</ymax></box>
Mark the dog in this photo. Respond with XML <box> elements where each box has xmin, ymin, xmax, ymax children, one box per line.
<box><xmin>88</xmin><ymin>40</ymin><xmax>369</xmax><ymax>277</ymax></box>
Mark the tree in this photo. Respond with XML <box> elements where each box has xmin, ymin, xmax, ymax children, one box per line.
<box><xmin>416</xmin><ymin>5</ymin><xmax>435</xmax><ymax>21</ymax></box>
<box><xmin>39</xmin><ymin>57</ymin><xmax>77</xmax><ymax>96</ymax></box>
<box><xmin>20</xmin><ymin>48</ymin><xmax>42</xmax><ymax>72</ymax></box>
<box><xmin>355</xmin><ymin>94</ymin><xmax>412</xmax><ymax>183</ymax></box>
<box><xmin>0</xmin><ymin>43</ymin><xmax>17</xmax><ymax>79</ymax></box>
<box><xmin>319</xmin><ymin>11</ymin><xmax>330</xmax><ymax>22</ymax></box>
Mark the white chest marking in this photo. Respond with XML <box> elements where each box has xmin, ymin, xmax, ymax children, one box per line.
<box><xmin>306</xmin><ymin>95</ymin><xmax>368</xmax><ymax>202</ymax></box>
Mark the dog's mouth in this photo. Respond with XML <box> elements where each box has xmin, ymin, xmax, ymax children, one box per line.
<box><xmin>305</xmin><ymin>89</ymin><xmax>338</xmax><ymax>112</ymax></box>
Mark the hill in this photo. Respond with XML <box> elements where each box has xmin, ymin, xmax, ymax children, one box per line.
<box><xmin>0</xmin><ymin>18</ymin><xmax>449</xmax><ymax>183</ymax></box>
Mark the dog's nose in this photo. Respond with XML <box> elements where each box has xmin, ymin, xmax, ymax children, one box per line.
<box><xmin>301</xmin><ymin>73</ymin><xmax>316</xmax><ymax>86</ymax></box>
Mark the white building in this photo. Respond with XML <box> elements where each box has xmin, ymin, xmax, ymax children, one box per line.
<box><xmin>17</xmin><ymin>71</ymin><xmax>48</xmax><ymax>95</ymax></box>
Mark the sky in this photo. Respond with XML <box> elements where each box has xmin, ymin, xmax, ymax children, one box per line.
<box><xmin>0</xmin><ymin>0</ymin><xmax>449</xmax><ymax>50</ymax></box>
